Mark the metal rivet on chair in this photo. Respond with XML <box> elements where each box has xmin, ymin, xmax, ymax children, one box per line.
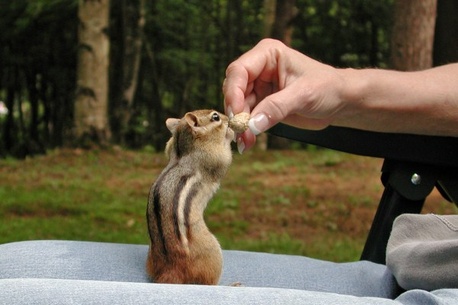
<box><xmin>410</xmin><ymin>173</ymin><xmax>421</xmax><ymax>185</ymax></box>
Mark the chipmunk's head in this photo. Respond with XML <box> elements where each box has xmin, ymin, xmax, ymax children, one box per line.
<box><xmin>165</xmin><ymin>110</ymin><xmax>234</xmax><ymax>160</ymax></box>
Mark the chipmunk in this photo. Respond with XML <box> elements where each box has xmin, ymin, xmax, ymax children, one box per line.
<box><xmin>146</xmin><ymin>109</ymin><xmax>238</xmax><ymax>285</ymax></box>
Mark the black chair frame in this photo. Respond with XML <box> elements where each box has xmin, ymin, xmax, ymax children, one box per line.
<box><xmin>269</xmin><ymin>124</ymin><xmax>458</xmax><ymax>264</ymax></box>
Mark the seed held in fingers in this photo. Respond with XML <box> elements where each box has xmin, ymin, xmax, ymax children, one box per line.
<box><xmin>229</xmin><ymin>112</ymin><xmax>250</xmax><ymax>134</ymax></box>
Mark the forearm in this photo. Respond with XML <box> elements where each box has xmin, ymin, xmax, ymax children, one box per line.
<box><xmin>336</xmin><ymin>64</ymin><xmax>458</xmax><ymax>137</ymax></box>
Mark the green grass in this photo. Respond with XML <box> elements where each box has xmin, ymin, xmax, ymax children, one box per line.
<box><xmin>1</xmin><ymin>148</ymin><xmax>456</xmax><ymax>262</ymax></box>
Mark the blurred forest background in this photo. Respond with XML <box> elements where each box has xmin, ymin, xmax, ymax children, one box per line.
<box><xmin>1</xmin><ymin>0</ymin><xmax>457</xmax><ymax>158</ymax></box>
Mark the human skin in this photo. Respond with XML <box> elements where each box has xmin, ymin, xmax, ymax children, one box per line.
<box><xmin>223</xmin><ymin>39</ymin><xmax>458</xmax><ymax>152</ymax></box>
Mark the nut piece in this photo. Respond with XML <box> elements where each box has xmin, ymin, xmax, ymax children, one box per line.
<box><xmin>229</xmin><ymin>112</ymin><xmax>250</xmax><ymax>133</ymax></box>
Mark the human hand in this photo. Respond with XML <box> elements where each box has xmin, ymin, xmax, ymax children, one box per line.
<box><xmin>223</xmin><ymin>39</ymin><xmax>346</xmax><ymax>151</ymax></box>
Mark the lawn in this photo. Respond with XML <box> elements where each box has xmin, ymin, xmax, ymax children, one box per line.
<box><xmin>1</xmin><ymin>148</ymin><xmax>455</xmax><ymax>262</ymax></box>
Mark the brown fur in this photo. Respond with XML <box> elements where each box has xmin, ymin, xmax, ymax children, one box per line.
<box><xmin>146</xmin><ymin>110</ymin><xmax>233</xmax><ymax>285</ymax></box>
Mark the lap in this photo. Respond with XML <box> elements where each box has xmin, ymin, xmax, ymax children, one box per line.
<box><xmin>0</xmin><ymin>240</ymin><xmax>395</xmax><ymax>297</ymax></box>
<box><xmin>0</xmin><ymin>240</ymin><xmax>456</xmax><ymax>304</ymax></box>
<box><xmin>1</xmin><ymin>278</ymin><xmax>457</xmax><ymax>305</ymax></box>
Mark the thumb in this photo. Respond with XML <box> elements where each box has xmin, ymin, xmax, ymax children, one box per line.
<box><xmin>248</xmin><ymin>89</ymin><xmax>303</xmax><ymax>135</ymax></box>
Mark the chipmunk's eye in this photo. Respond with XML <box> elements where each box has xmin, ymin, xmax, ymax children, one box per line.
<box><xmin>211</xmin><ymin>112</ymin><xmax>220</xmax><ymax>122</ymax></box>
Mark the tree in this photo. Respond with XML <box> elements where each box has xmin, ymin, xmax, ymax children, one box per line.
<box><xmin>391</xmin><ymin>0</ymin><xmax>437</xmax><ymax>71</ymax></box>
<box><xmin>0</xmin><ymin>0</ymin><xmax>398</xmax><ymax>156</ymax></box>
<box><xmin>0</xmin><ymin>1</ymin><xmax>77</xmax><ymax>157</ymax></box>
<box><xmin>110</xmin><ymin>0</ymin><xmax>145</xmax><ymax>145</ymax></box>
<box><xmin>74</xmin><ymin>0</ymin><xmax>111</xmax><ymax>147</ymax></box>
<box><xmin>270</xmin><ymin>0</ymin><xmax>297</xmax><ymax>45</ymax></box>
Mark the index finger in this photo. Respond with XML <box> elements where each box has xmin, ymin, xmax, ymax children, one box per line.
<box><xmin>223</xmin><ymin>40</ymin><xmax>279</xmax><ymax>115</ymax></box>
<box><xmin>223</xmin><ymin>63</ymin><xmax>249</xmax><ymax>115</ymax></box>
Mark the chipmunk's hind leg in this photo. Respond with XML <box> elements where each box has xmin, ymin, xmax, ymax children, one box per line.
<box><xmin>146</xmin><ymin>249</ymin><xmax>185</xmax><ymax>284</ymax></box>
<box><xmin>154</xmin><ymin>270</ymin><xmax>188</xmax><ymax>284</ymax></box>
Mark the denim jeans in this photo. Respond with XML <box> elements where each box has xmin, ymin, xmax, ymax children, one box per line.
<box><xmin>0</xmin><ymin>240</ymin><xmax>456</xmax><ymax>304</ymax></box>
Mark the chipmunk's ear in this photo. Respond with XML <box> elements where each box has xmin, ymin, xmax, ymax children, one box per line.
<box><xmin>184</xmin><ymin>112</ymin><xmax>205</xmax><ymax>134</ymax></box>
<box><xmin>166</xmin><ymin>118</ymin><xmax>181</xmax><ymax>133</ymax></box>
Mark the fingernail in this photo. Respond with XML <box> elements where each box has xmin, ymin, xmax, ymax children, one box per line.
<box><xmin>248</xmin><ymin>113</ymin><xmax>269</xmax><ymax>135</ymax></box>
<box><xmin>227</xmin><ymin>106</ymin><xmax>234</xmax><ymax>119</ymax></box>
<box><xmin>237</xmin><ymin>137</ymin><xmax>245</xmax><ymax>154</ymax></box>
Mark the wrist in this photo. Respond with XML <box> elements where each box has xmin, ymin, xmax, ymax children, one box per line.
<box><xmin>333</xmin><ymin>68</ymin><xmax>369</xmax><ymax>128</ymax></box>
<box><xmin>333</xmin><ymin>68</ymin><xmax>406</xmax><ymax>132</ymax></box>
<box><xmin>333</xmin><ymin>67</ymin><xmax>456</xmax><ymax>135</ymax></box>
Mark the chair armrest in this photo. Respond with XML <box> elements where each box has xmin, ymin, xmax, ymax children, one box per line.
<box><xmin>269</xmin><ymin>124</ymin><xmax>458</xmax><ymax>167</ymax></box>
<box><xmin>269</xmin><ymin>123</ymin><xmax>458</xmax><ymax>264</ymax></box>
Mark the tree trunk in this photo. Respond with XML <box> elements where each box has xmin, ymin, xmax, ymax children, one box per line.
<box><xmin>263</xmin><ymin>0</ymin><xmax>276</xmax><ymax>37</ymax></box>
<box><xmin>4</xmin><ymin>83</ymin><xmax>16</xmax><ymax>155</ymax></box>
<box><xmin>111</xmin><ymin>0</ymin><xmax>145</xmax><ymax>144</ymax></box>
<box><xmin>225</xmin><ymin>0</ymin><xmax>244</xmax><ymax>62</ymax></box>
<box><xmin>270</xmin><ymin>0</ymin><xmax>297</xmax><ymax>46</ymax></box>
<box><xmin>433</xmin><ymin>0</ymin><xmax>458</xmax><ymax>66</ymax></box>
<box><xmin>144</xmin><ymin>40</ymin><xmax>164</xmax><ymax>150</ymax></box>
<box><xmin>391</xmin><ymin>0</ymin><xmax>437</xmax><ymax>71</ymax></box>
<box><xmin>25</xmin><ymin>70</ymin><xmax>45</xmax><ymax>154</ymax></box>
<box><xmin>74</xmin><ymin>0</ymin><xmax>111</xmax><ymax>147</ymax></box>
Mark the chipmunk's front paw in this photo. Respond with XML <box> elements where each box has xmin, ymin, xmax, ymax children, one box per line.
<box><xmin>229</xmin><ymin>281</ymin><xmax>242</xmax><ymax>287</ymax></box>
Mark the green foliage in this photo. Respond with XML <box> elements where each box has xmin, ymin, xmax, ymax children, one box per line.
<box><xmin>0</xmin><ymin>0</ymin><xmax>78</xmax><ymax>157</ymax></box>
<box><xmin>294</xmin><ymin>0</ymin><xmax>393</xmax><ymax>67</ymax></box>
<box><xmin>0</xmin><ymin>0</ymin><xmax>395</xmax><ymax>156</ymax></box>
